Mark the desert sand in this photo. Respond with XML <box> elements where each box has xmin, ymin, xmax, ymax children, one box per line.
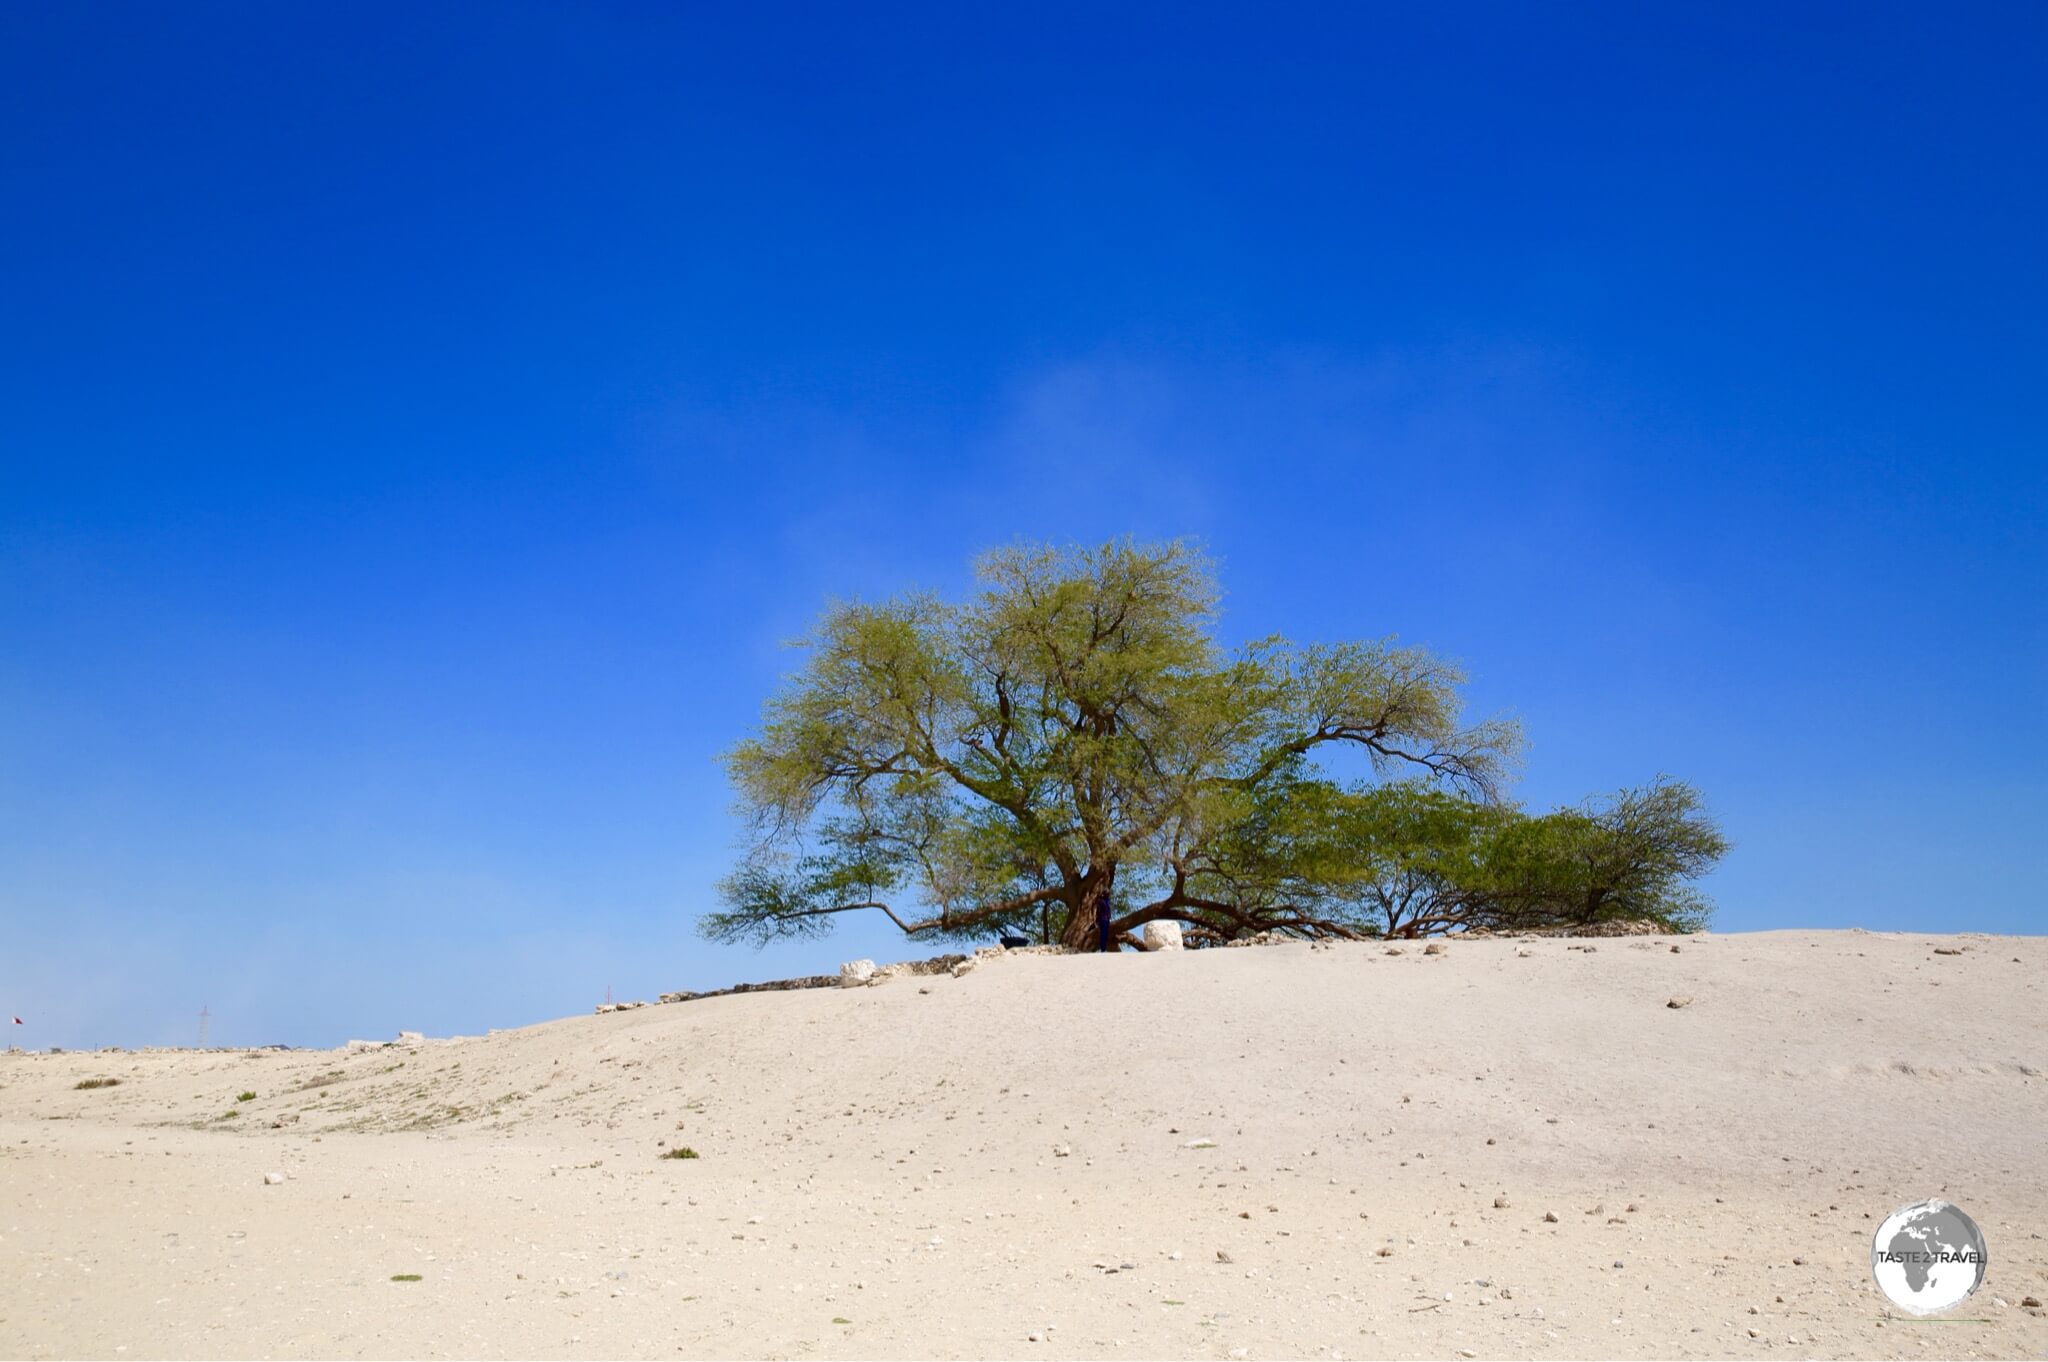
<box><xmin>2</xmin><ymin>929</ymin><xmax>2043</xmax><ymax>1360</ymax></box>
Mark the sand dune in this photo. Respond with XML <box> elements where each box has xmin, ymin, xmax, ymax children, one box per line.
<box><xmin>3</xmin><ymin>929</ymin><xmax>2043</xmax><ymax>1359</ymax></box>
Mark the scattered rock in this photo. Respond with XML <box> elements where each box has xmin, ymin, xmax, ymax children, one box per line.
<box><xmin>263</xmin><ymin>1171</ymin><xmax>285</xmax><ymax>1185</ymax></box>
<box><xmin>1515</xmin><ymin>947</ymin><xmax>1532</xmax><ymax>958</ymax></box>
<box><xmin>1384</xmin><ymin>947</ymin><xmax>1405</xmax><ymax>956</ymax></box>
<box><xmin>1423</xmin><ymin>942</ymin><xmax>1446</xmax><ymax>956</ymax></box>
<box><xmin>951</xmin><ymin>958</ymin><xmax>978</xmax><ymax>978</ymax></box>
<box><xmin>1215</xmin><ymin>1250</ymin><xmax>1234</xmax><ymax>1263</ymax></box>
<box><xmin>660</xmin><ymin>973</ymin><xmax>840</xmax><ymax>1005</ymax></box>
<box><xmin>2022</xmin><ymin>1295</ymin><xmax>2042</xmax><ymax>1308</ymax></box>
<box><xmin>1052</xmin><ymin>1143</ymin><xmax>1071</xmax><ymax>1158</ymax></box>
<box><xmin>839</xmin><ymin>960</ymin><xmax>876</xmax><ymax>988</ymax></box>
<box><xmin>1142</xmin><ymin>921</ymin><xmax>1185</xmax><ymax>951</ymax></box>
<box><xmin>1542</xmin><ymin>1211</ymin><xmax>1559</xmax><ymax>1223</ymax></box>
<box><xmin>1933</xmin><ymin>946</ymin><xmax>1963</xmax><ymax>956</ymax></box>
<box><xmin>1670</xmin><ymin>944</ymin><xmax>1682</xmax><ymax>953</ymax></box>
<box><xmin>1493</xmin><ymin>1195</ymin><xmax>1510</xmax><ymax>1209</ymax></box>
<box><xmin>1666</xmin><ymin>996</ymin><xmax>1694</xmax><ymax>1009</ymax></box>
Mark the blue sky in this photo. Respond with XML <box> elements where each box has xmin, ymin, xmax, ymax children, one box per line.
<box><xmin>3</xmin><ymin>3</ymin><xmax>2042</xmax><ymax>1049</ymax></box>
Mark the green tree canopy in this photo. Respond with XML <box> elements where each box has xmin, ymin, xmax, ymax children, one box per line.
<box><xmin>703</xmin><ymin>539</ymin><xmax>1721</xmax><ymax>950</ymax></box>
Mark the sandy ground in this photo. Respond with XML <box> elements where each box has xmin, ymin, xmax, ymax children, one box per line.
<box><xmin>2</xmin><ymin>929</ymin><xmax>2043</xmax><ymax>1361</ymax></box>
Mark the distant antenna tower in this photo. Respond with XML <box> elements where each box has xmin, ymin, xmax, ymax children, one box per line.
<box><xmin>196</xmin><ymin>1005</ymin><xmax>211</xmax><ymax>1050</ymax></box>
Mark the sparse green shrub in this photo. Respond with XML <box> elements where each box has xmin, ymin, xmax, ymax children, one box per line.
<box><xmin>390</xmin><ymin>1273</ymin><xmax>422</xmax><ymax>1282</ymax></box>
<box><xmin>659</xmin><ymin>1146</ymin><xmax>700</xmax><ymax>1160</ymax></box>
<box><xmin>236</xmin><ymin>1091</ymin><xmax>257</xmax><ymax>1102</ymax></box>
<box><xmin>74</xmin><ymin>1078</ymin><xmax>121</xmax><ymax>1090</ymax></box>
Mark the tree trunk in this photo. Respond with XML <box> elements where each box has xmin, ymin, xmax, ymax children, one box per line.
<box><xmin>1058</xmin><ymin>867</ymin><xmax>1119</xmax><ymax>951</ymax></box>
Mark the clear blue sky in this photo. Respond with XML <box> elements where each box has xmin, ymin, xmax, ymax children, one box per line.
<box><xmin>3</xmin><ymin>3</ymin><xmax>2042</xmax><ymax>1049</ymax></box>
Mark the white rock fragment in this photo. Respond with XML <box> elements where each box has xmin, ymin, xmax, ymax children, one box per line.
<box><xmin>951</xmin><ymin>958</ymin><xmax>978</xmax><ymax>978</ymax></box>
<box><xmin>263</xmin><ymin>1171</ymin><xmax>285</xmax><ymax>1185</ymax></box>
<box><xmin>1141</xmin><ymin>921</ymin><xmax>1184</xmax><ymax>951</ymax></box>
<box><xmin>839</xmin><ymin>960</ymin><xmax>876</xmax><ymax>988</ymax></box>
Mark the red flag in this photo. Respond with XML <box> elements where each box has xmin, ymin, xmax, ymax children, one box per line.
<box><xmin>10</xmin><ymin>1017</ymin><xmax>20</xmax><ymax>1025</ymax></box>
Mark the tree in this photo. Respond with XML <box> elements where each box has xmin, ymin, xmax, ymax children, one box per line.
<box><xmin>703</xmin><ymin>539</ymin><xmax>1525</xmax><ymax>951</ymax></box>
<box><xmin>1472</xmin><ymin>778</ymin><xmax>1727</xmax><ymax>934</ymax></box>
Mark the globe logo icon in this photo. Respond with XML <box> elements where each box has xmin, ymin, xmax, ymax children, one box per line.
<box><xmin>1871</xmin><ymin>1199</ymin><xmax>1988</xmax><ymax>1315</ymax></box>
